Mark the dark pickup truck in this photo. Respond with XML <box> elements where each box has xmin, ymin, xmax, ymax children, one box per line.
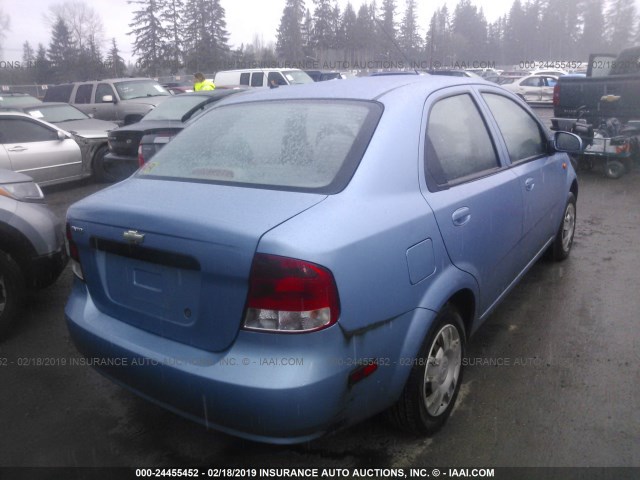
<box><xmin>553</xmin><ymin>47</ymin><xmax>640</xmax><ymax>123</ymax></box>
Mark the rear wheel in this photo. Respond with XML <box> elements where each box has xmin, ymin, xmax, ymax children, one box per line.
<box><xmin>92</xmin><ymin>145</ymin><xmax>126</xmax><ymax>183</ymax></box>
<box><xmin>388</xmin><ymin>304</ymin><xmax>465</xmax><ymax>435</ymax></box>
<box><xmin>0</xmin><ymin>251</ymin><xmax>25</xmax><ymax>338</ymax></box>
<box><xmin>551</xmin><ymin>193</ymin><xmax>576</xmax><ymax>261</ymax></box>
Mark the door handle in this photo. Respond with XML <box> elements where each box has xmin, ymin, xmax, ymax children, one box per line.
<box><xmin>525</xmin><ymin>178</ymin><xmax>535</xmax><ymax>191</ymax></box>
<box><xmin>452</xmin><ymin>207</ymin><xmax>471</xmax><ymax>226</ymax></box>
<box><xmin>8</xmin><ymin>146</ymin><xmax>27</xmax><ymax>152</ymax></box>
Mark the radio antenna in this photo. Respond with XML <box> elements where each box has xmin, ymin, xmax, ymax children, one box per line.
<box><xmin>374</xmin><ymin>18</ymin><xmax>420</xmax><ymax>75</ymax></box>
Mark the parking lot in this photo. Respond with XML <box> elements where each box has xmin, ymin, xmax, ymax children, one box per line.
<box><xmin>1</xmin><ymin>107</ymin><xmax>639</xmax><ymax>470</ymax></box>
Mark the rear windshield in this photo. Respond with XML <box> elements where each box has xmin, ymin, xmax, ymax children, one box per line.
<box><xmin>114</xmin><ymin>80</ymin><xmax>170</xmax><ymax>100</ymax></box>
<box><xmin>138</xmin><ymin>100</ymin><xmax>382</xmax><ymax>193</ymax></box>
<box><xmin>25</xmin><ymin>104</ymin><xmax>87</xmax><ymax>122</ymax></box>
<box><xmin>143</xmin><ymin>95</ymin><xmax>212</xmax><ymax>121</ymax></box>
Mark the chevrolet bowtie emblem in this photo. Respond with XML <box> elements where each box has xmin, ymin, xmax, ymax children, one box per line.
<box><xmin>123</xmin><ymin>230</ymin><xmax>145</xmax><ymax>245</ymax></box>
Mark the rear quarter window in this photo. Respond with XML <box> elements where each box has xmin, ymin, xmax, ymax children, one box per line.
<box><xmin>138</xmin><ymin>100</ymin><xmax>383</xmax><ymax>194</ymax></box>
<box><xmin>43</xmin><ymin>84</ymin><xmax>73</xmax><ymax>102</ymax></box>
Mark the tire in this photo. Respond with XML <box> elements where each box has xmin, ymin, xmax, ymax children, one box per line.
<box><xmin>604</xmin><ymin>159</ymin><xmax>625</xmax><ymax>179</ymax></box>
<box><xmin>551</xmin><ymin>192</ymin><xmax>577</xmax><ymax>262</ymax></box>
<box><xmin>92</xmin><ymin>145</ymin><xmax>125</xmax><ymax>183</ymax></box>
<box><xmin>388</xmin><ymin>304</ymin><xmax>465</xmax><ymax>435</ymax></box>
<box><xmin>0</xmin><ymin>251</ymin><xmax>26</xmax><ymax>338</ymax></box>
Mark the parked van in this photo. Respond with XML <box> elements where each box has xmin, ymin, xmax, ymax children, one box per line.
<box><xmin>214</xmin><ymin>68</ymin><xmax>313</xmax><ymax>88</ymax></box>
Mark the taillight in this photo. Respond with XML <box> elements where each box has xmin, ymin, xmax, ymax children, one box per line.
<box><xmin>137</xmin><ymin>145</ymin><xmax>145</xmax><ymax>167</ymax></box>
<box><xmin>553</xmin><ymin>83</ymin><xmax>560</xmax><ymax>106</ymax></box>
<box><xmin>243</xmin><ymin>254</ymin><xmax>340</xmax><ymax>333</ymax></box>
<box><xmin>65</xmin><ymin>223</ymin><xmax>84</xmax><ymax>280</ymax></box>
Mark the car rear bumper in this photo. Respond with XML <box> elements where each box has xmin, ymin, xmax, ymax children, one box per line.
<box><xmin>65</xmin><ymin>280</ymin><xmax>432</xmax><ymax>443</ymax></box>
<box><xmin>104</xmin><ymin>152</ymin><xmax>137</xmax><ymax>164</ymax></box>
<box><xmin>28</xmin><ymin>247</ymin><xmax>68</xmax><ymax>289</ymax></box>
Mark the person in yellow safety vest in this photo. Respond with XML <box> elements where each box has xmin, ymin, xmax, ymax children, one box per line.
<box><xmin>193</xmin><ymin>72</ymin><xmax>215</xmax><ymax>91</ymax></box>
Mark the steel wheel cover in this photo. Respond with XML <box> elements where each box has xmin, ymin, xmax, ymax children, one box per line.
<box><xmin>423</xmin><ymin>324</ymin><xmax>462</xmax><ymax>416</ymax></box>
<box><xmin>562</xmin><ymin>203</ymin><xmax>576</xmax><ymax>252</ymax></box>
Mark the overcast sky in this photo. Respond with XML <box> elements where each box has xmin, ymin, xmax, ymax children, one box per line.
<box><xmin>0</xmin><ymin>0</ymin><xmax>524</xmax><ymax>63</ymax></box>
<box><xmin>2</xmin><ymin>0</ymin><xmax>638</xmax><ymax>63</ymax></box>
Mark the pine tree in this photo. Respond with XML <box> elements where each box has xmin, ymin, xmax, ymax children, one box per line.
<box><xmin>301</xmin><ymin>8</ymin><xmax>314</xmax><ymax>58</ymax></box>
<box><xmin>426</xmin><ymin>6</ymin><xmax>453</xmax><ymax>67</ymax></box>
<box><xmin>35</xmin><ymin>43</ymin><xmax>51</xmax><ymax>84</ymax></box>
<box><xmin>106</xmin><ymin>38</ymin><xmax>127</xmax><ymax>78</ymax></box>
<box><xmin>46</xmin><ymin>1</ymin><xmax>105</xmax><ymax>52</ymax></box>
<box><xmin>503</xmin><ymin>0</ymin><xmax>526</xmax><ymax>64</ymax></box>
<box><xmin>606</xmin><ymin>0</ymin><xmax>636</xmax><ymax>51</ymax></box>
<box><xmin>22</xmin><ymin>41</ymin><xmax>35</xmax><ymax>66</ymax></box>
<box><xmin>354</xmin><ymin>3</ymin><xmax>376</xmax><ymax>65</ymax></box>
<box><xmin>340</xmin><ymin>2</ymin><xmax>358</xmax><ymax>64</ymax></box>
<box><xmin>160</xmin><ymin>0</ymin><xmax>184</xmax><ymax>74</ymax></box>
<box><xmin>378</xmin><ymin>0</ymin><xmax>396</xmax><ymax>60</ymax></box>
<box><xmin>451</xmin><ymin>0</ymin><xmax>487</xmax><ymax>65</ymax></box>
<box><xmin>581</xmin><ymin>0</ymin><xmax>605</xmax><ymax>56</ymax></box>
<box><xmin>276</xmin><ymin>0</ymin><xmax>306</xmax><ymax>62</ymax></box>
<box><xmin>48</xmin><ymin>16</ymin><xmax>77</xmax><ymax>82</ymax></box>
<box><xmin>398</xmin><ymin>0</ymin><xmax>422</xmax><ymax>60</ymax></box>
<box><xmin>128</xmin><ymin>0</ymin><xmax>167</xmax><ymax>76</ymax></box>
<box><xmin>182</xmin><ymin>0</ymin><xmax>230</xmax><ymax>72</ymax></box>
<box><xmin>76</xmin><ymin>35</ymin><xmax>104</xmax><ymax>80</ymax></box>
<box><xmin>312</xmin><ymin>0</ymin><xmax>335</xmax><ymax>54</ymax></box>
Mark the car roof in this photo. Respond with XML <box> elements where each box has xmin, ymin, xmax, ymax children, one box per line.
<box><xmin>220</xmin><ymin>75</ymin><xmax>482</xmax><ymax>105</ymax></box>
<box><xmin>21</xmin><ymin>102</ymin><xmax>69</xmax><ymax>109</ymax></box>
<box><xmin>49</xmin><ymin>77</ymin><xmax>158</xmax><ymax>86</ymax></box>
<box><xmin>0</xmin><ymin>111</ymin><xmax>60</xmax><ymax>125</ymax></box>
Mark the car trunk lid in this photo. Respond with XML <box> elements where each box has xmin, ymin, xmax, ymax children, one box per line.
<box><xmin>67</xmin><ymin>178</ymin><xmax>326</xmax><ymax>352</ymax></box>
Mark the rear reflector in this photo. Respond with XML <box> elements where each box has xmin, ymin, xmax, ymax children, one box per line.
<box><xmin>243</xmin><ymin>254</ymin><xmax>340</xmax><ymax>333</ymax></box>
<box><xmin>349</xmin><ymin>362</ymin><xmax>379</xmax><ymax>386</ymax></box>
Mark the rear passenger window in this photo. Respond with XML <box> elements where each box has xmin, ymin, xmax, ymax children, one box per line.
<box><xmin>426</xmin><ymin>94</ymin><xmax>499</xmax><ymax>187</ymax></box>
<box><xmin>239</xmin><ymin>73</ymin><xmax>250</xmax><ymax>85</ymax></box>
<box><xmin>43</xmin><ymin>84</ymin><xmax>73</xmax><ymax>102</ymax></box>
<box><xmin>482</xmin><ymin>93</ymin><xmax>547</xmax><ymax>163</ymax></box>
<box><xmin>75</xmin><ymin>84</ymin><xmax>93</xmax><ymax>104</ymax></box>
<box><xmin>251</xmin><ymin>72</ymin><xmax>264</xmax><ymax>87</ymax></box>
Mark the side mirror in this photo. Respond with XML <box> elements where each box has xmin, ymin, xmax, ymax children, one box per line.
<box><xmin>102</xmin><ymin>95</ymin><xmax>114</xmax><ymax>103</ymax></box>
<box><xmin>57</xmin><ymin>130</ymin><xmax>68</xmax><ymax>141</ymax></box>
<box><xmin>553</xmin><ymin>131</ymin><xmax>582</xmax><ymax>153</ymax></box>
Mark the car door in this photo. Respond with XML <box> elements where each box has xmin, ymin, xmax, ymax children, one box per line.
<box><xmin>420</xmin><ymin>89</ymin><xmax>524</xmax><ymax>316</ymax></box>
<box><xmin>70</xmin><ymin>83</ymin><xmax>94</xmax><ymax>116</ymax></box>
<box><xmin>540</xmin><ymin>76</ymin><xmax>556</xmax><ymax>103</ymax></box>
<box><xmin>91</xmin><ymin>83</ymin><xmax>118</xmax><ymax>121</ymax></box>
<box><xmin>0</xmin><ymin>116</ymin><xmax>83</xmax><ymax>184</ymax></box>
<box><xmin>519</xmin><ymin>76</ymin><xmax>543</xmax><ymax>102</ymax></box>
<box><xmin>479</xmin><ymin>89</ymin><xmax>567</xmax><ymax>263</ymax></box>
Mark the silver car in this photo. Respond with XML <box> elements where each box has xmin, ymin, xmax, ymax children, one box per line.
<box><xmin>501</xmin><ymin>74</ymin><xmax>558</xmax><ymax>104</ymax></box>
<box><xmin>0</xmin><ymin>111</ymin><xmax>88</xmax><ymax>186</ymax></box>
<box><xmin>0</xmin><ymin>168</ymin><xmax>67</xmax><ymax>337</ymax></box>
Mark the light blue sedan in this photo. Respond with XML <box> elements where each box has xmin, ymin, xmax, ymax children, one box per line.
<box><xmin>65</xmin><ymin>75</ymin><xmax>581</xmax><ymax>444</ymax></box>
